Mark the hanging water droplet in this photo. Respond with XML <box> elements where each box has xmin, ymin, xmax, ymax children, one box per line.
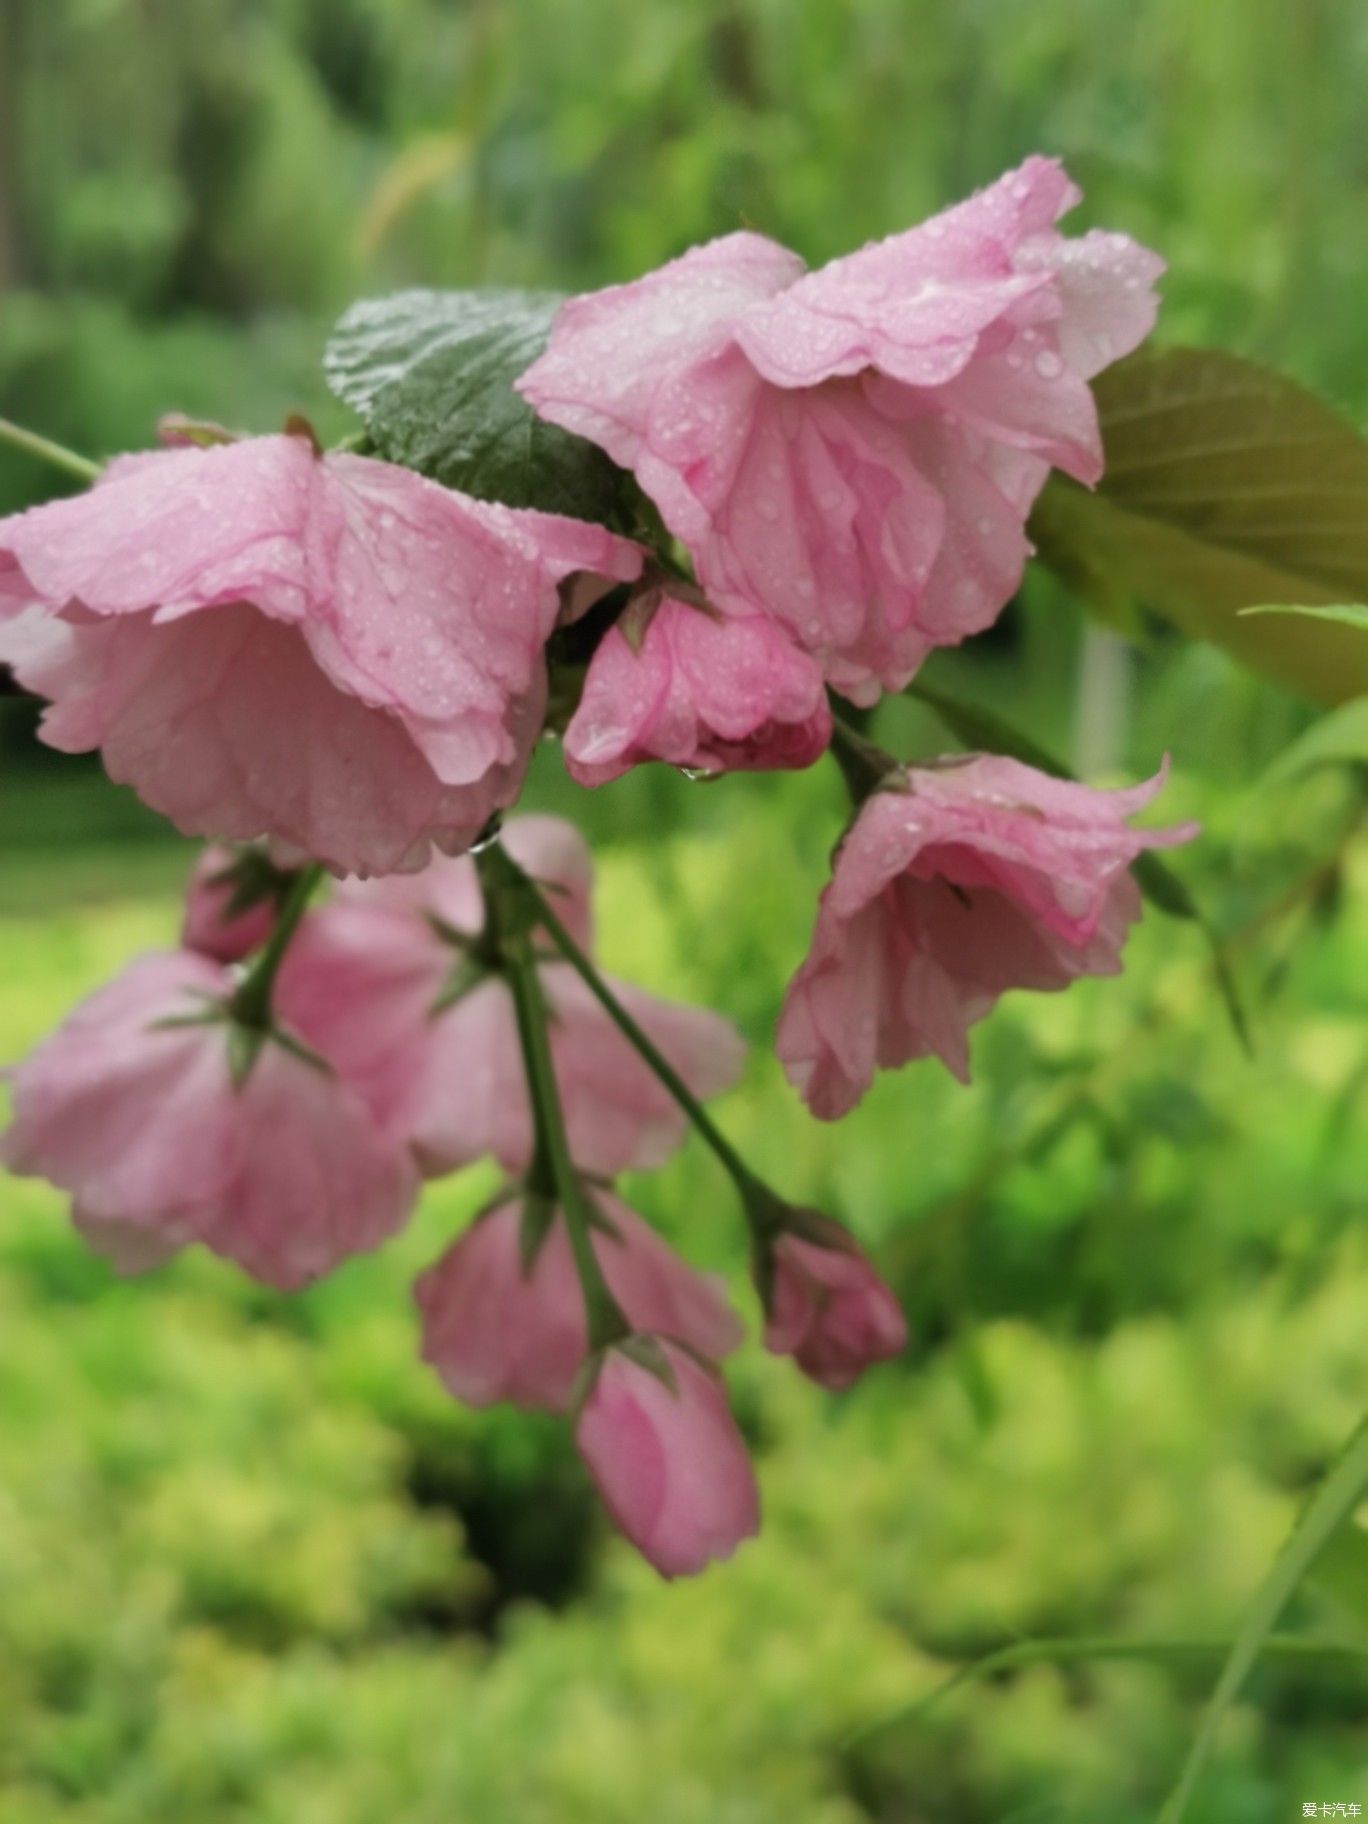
<box><xmin>468</xmin><ymin>814</ymin><xmax>504</xmax><ymax>854</ymax></box>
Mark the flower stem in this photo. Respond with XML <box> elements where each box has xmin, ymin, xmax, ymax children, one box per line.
<box><xmin>828</xmin><ymin>704</ymin><xmax>901</xmax><ymax>801</ymax></box>
<box><xmin>478</xmin><ymin>844</ymin><xmax>628</xmax><ymax>1350</ymax></box>
<box><xmin>509</xmin><ymin>858</ymin><xmax>771</xmax><ymax>1216</ymax></box>
<box><xmin>0</xmin><ymin>417</ymin><xmax>101</xmax><ymax>484</ymax></box>
<box><xmin>229</xmin><ymin>864</ymin><xmax>325</xmax><ymax>1030</ymax></box>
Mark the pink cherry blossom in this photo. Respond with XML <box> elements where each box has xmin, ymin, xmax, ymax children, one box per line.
<box><xmin>1</xmin><ymin>951</ymin><xmax>418</xmax><ymax>1288</ymax></box>
<box><xmin>564</xmin><ymin>581</ymin><xmax>831</xmax><ymax>784</ymax></box>
<box><xmin>764</xmin><ymin>1225</ymin><xmax>907</xmax><ymax>1389</ymax></box>
<box><xmin>519</xmin><ymin>157</ymin><xmax>1161</xmax><ymax>704</ymax></box>
<box><xmin>777</xmin><ymin>756</ymin><xmax>1198</xmax><ymax>1113</ymax></box>
<box><xmin>274</xmin><ymin>818</ymin><xmax>745</xmax><ymax>1171</ymax></box>
<box><xmin>404</xmin><ymin>965</ymin><xmax>745</xmax><ymax>1178</ymax></box>
<box><xmin>0</xmin><ymin>435</ymin><xmax>642</xmax><ymax>876</ymax></box>
<box><xmin>180</xmin><ymin>846</ymin><xmax>279</xmax><ymax>964</ymax></box>
<box><xmin>415</xmin><ymin>1191</ymin><xmax>743</xmax><ymax>1413</ymax></box>
<box><xmin>575</xmin><ymin>1339</ymin><xmax>759</xmax><ymax>1578</ymax></box>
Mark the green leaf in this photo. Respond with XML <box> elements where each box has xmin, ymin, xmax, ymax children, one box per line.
<box><xmin>1261</xmin><ymin>696</ymin><xmax>1368</xmax><ymax>786</ymax></box>
<box><xmin>1310</xmin><ymin>1511</ymin><xmax>1368</xmax><ymax>1629</ymax></box>
<box><xmin>1157</xmin><ymin>1411</ymin><xmax>1368</xmax><ymax>1823</ymax></box>
<box><xmin>901</xmin><ymin>678</ymin><xmax>1252</xmax><ymax>1053</ymax></box>
<box><xmin>1239</xmin><ymin>603</ymin><xmax>1368</xmax><ymax>633</ymax></box>
<box><xmin>1030</xmin><ymin>347</ymin><xmax>1368</xmax><ymax>705</ymax></box>
<box><xmin>323</xmin><ymin>288</ymin><xmax>627</xmax><ymax>520</ymax></box>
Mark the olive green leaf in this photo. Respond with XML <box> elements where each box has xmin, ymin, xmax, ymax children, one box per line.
<box><xmin>1031</xmin><ymin>348</ymin><xmax>1368</xmax><ymax>704</ymax></box>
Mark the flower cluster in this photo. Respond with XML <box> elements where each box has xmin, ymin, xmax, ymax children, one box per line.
<box><xmin>0</xmin><ymin>158</ymin><xmax>1191</xmax><ymax>1577</ymax></box>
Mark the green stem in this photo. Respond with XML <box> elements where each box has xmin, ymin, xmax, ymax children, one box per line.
<box><xmin>828</xmin><ymin>704</ymin><xmax>901</xmax><ymax>802</ymax></box>
<box><xmin>229</xmin><ymin>864</ymin><xmax>325</xmax><ymax>1030</ymax></box>
<box><xmin>502</xmin><ymin>929</ymin><xmax>629</xmax><ymax>1351</ymax></box>
<box><xmin>512</xmin><ymin>860</ymin><xmax>765</xmax><ymax>1207</ymax></box>
<box><xmin>0</xmin><ymin>416</ymin><xmax>101</xmax><ymax>483</ymax></box>
<box><xmin>844</xmin><ymin>1631</ymin><xmax>1368</xmax><ymax>1752</ymax></box>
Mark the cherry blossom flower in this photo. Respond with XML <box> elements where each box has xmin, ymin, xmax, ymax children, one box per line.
<box><xmin>415</xmin><ymin>1190</ymin><xmax>743</xmax><ymax>1412</ymax></box>
<box><xmin>274</xmin><ymin>816</ymin><xmax>745</xmax><ymax>1171</ymax></box>
<box><xmin>520</xmin><ymin>156</ymin><xmax>1161</xmax><ymax>703</ymax></box>
<box><xmin>777</xmin><ymin>756</ymin><xmax>1197</xmax><ymax>1112</ymax></box>
<box><xmin>0</xmin><ymin>951</ymin><xmax>417</xmax><ymax>1288</ymax></box>
<box><xmin>0</xmin><ymin>435</ymin><xmax>642</xmax><ymax>875</ymax></box>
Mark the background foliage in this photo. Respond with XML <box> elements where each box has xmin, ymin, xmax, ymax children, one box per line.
<box><xmin>1</xmin><ymin>2</ymin><xmax>1366</xmax><ymax>1819</ymax></box>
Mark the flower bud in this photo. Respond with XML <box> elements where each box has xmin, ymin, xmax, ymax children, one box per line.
<box><xmin>181</xmin><ymin>846</ymin><xmax>282</xmax><ymax>964</ymax></box>
<box><xmin>763</xmin><ymin>1221</ymin><xmax>906</xmax><ymax>1390</ymax></box>
<box><xmin>575</xmin><ymin>1338</ymin><xmax>759</xmax><ymax>1578</ymax></box>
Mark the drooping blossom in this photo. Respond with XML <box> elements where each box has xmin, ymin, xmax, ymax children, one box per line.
<box><xmin>575</xmin><ymin>1338</ymin><xmax>759</xmax><ymax>1578</ymax></box>
<box><xmin>520</xmin><ymin>156</ymin><xmax>1162</xmax><ymax>703</ymax></box>
<box><xmin>0</xmin><ymin>951</ymin><xmax>418</xmax><ymax>1288</ymax></box>
<box><xmin>777</xmin><ymin>756</ymin><xmax>1198</xmax><ymax>1113</ymax></box>
<box><xmin>180</xmin><ymin>845</ymin><xmax>283</xmax><ymax>964</ymax></box>
<box><xmin>275</xmin><ymin>815</ymin><xmax>745</xmax><ymax>1172</ymax></box>
<box><xmin>564</xmin><ymin>578</ymin><xmax>830</xmax><ymax>784</ymax></box>
<box><xmin>0</xmin><ymin>434</ymin><xmax>642</xmax><ymax>875</ymax></box>
<box><xmin>763</xmin><ymin>1220</ymin><xmax>907</xmax><ymax>1389</ymax></box>
<box><xmin>415</xmin><ymin>1191</ymin><xmax>743</xmax><ymax>1413</ymax></box>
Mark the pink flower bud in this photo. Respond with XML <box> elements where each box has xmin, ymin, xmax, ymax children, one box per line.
<box><xmin>415</xmin><ymin>1192</ymin><xmax>743</xmax><ymax>1413</ymax></box>
<box><xmin>180</xmin><ymin>846</ymin><xmax>278</xmax><ymax>964</ymax></box>
<box><xmin>764</xmin><ymin>1227</ymin><xmax>906</xmax><ymax>1389</ymax></box>
<box><xmin>575</xmin><ymin>1339</ymin><xmax>759</xmax><ymax>1578</ymax></box>
<box><xmin>564</xmin><ymin>587</ymin><xmax>830</xmax><ymax>784</ymax></box>
<box><xmin>778</xmin><ymin>756</ymin><xmax>1198</xmax><ymax>1113</ymax></box>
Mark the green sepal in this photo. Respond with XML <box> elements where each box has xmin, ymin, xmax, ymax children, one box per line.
<box><xmin>148</xmin><ymin>1008</ymin><xmax>227</xmax><ymax>1034</ymax></box>
<box><xmin>429</xmin><ymin>952</ymin><xmax>494</xmax><ymax>1018</ymax></box>
<box><xmin>616</xmin><ymin>1333</ymin><xmax>680</xmax><ymax>1396</ymax></box>
<box><xmin>568</xmin><ymin>1348</ymin><xmax>606</xmax><ymax>1420</ymax></box>
<box><xmin>517</xmin><ymin>1189</ymin><xmax>558</xmax><ymax>1277</ymax></box>
<box><xmin>269</xmin><ymin>1026</ymin><xmax>334</xmax><ymax>1076</ymax></box>
<box><xmin>226</xmin><ymin>1020</ymin><xmax>267</xmax><ymax>1089</ymax></box>
<box><xmin>208</xmin><ymin>845</ymin><xmax>302</xmax><ymax>925</ymax></box>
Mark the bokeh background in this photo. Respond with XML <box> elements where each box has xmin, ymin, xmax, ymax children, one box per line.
<box><xmin>2</xmin><ymin>3</ymin><xmax>1367</xmax><ymax>1819</ymax></box>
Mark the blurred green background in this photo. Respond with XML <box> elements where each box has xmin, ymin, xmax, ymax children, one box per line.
<box><xmin>2</xmin><ymin>2</ymin><xmax>1367</xmax><ymax>1819</ymax></box>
